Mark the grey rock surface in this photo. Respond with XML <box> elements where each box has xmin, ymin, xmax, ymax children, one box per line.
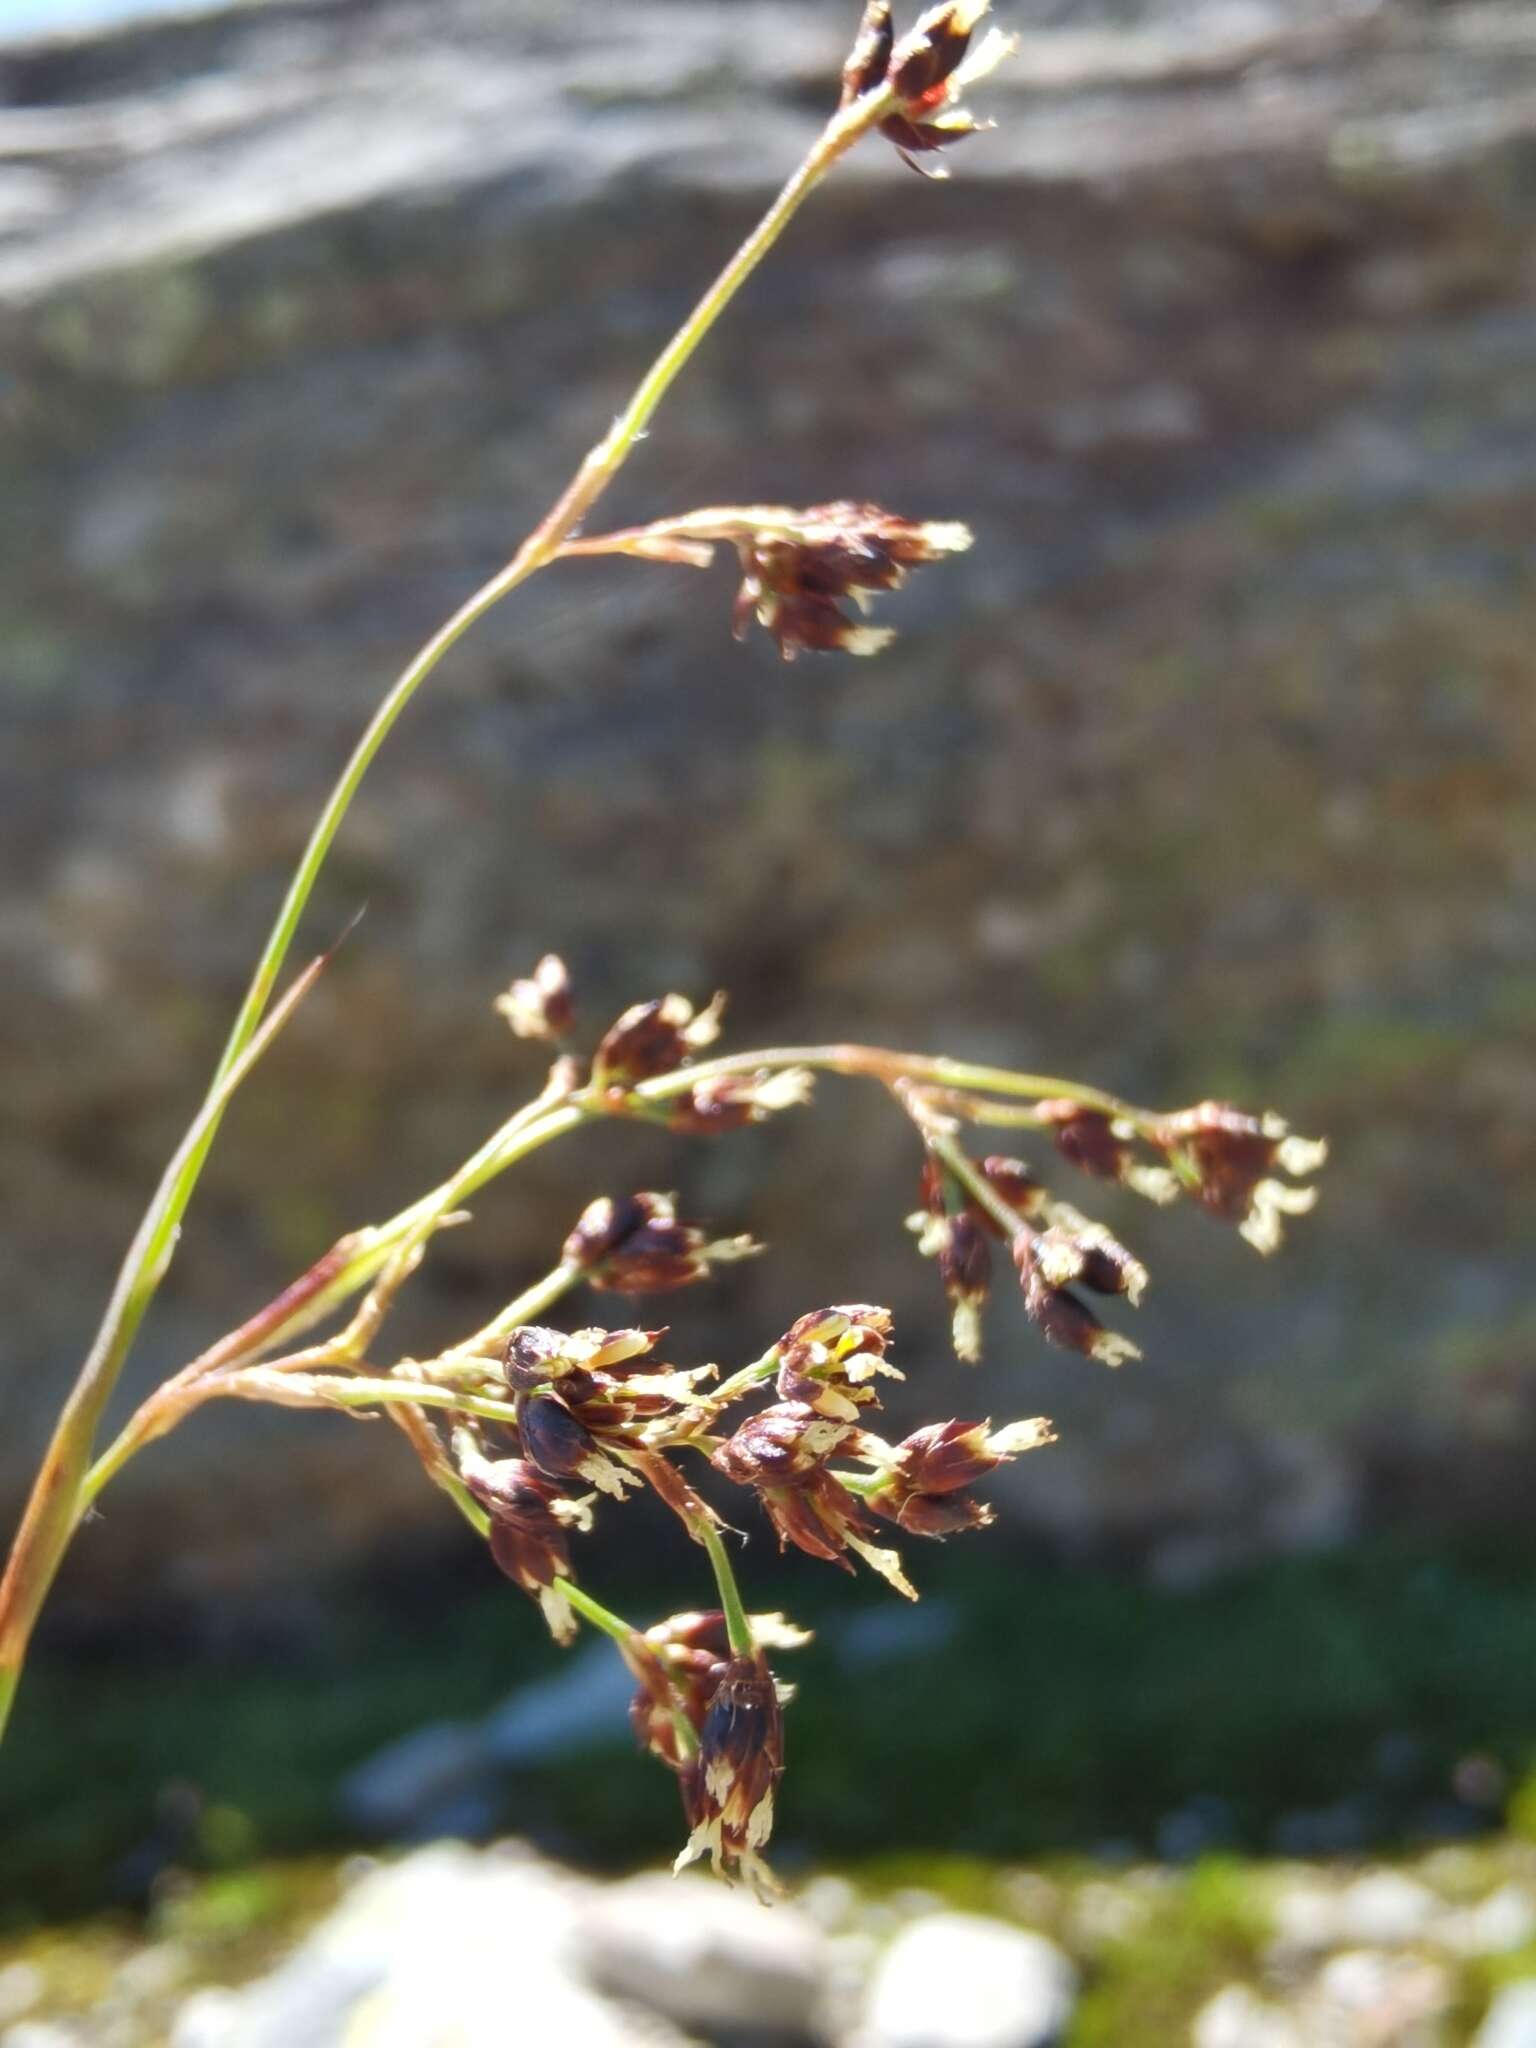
<box><xmin>851</xmin><ymin>1911</ymin><xmax>1077</xmax><ymax>2048</ymax></box>
<box><xmin>162</xmin><ymin>1842</ymin><xmax>700</xmax><ymax>2048</ymax></box>
<box><xmin>578</xmin><ymin>1870</ymin><xmax>833</xmax><ymax>2038</ymax></box>
<box><xmin>4</xmin><ymin>0</ymin><xmax>1536</xmax><ymax>1600</ymax></box>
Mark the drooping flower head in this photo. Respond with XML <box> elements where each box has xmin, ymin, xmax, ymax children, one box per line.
<box><xmin>840</xmin><ymin>1</ymin><xmax>1016</xmax><ymax>175</ymax></box>
<box><xmin>674</xmin><ymin>1649</ymin><xmax>786</xmax><ymax>1896</ymax></box>
<box><xmin>728</xmin><ymin>502</ymin><xmax>972</xmax><ymax>661</ymax></box>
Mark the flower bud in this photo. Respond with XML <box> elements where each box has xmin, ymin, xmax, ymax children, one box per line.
<box><xmin>493</xmin><ymin>953</ymin><xmax>573</xmax><ymax>1041</ymax></box>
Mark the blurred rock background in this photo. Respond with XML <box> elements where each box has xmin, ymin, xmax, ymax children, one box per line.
<box><xmin>1</xmin><ymin>0</ymin><xmax>1534</xmax><ymax>1731</ymax></box>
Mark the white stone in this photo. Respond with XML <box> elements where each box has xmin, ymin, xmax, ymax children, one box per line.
<box><xmin>1193</xmin><ymin>1984</ymin><xmax>1303</xmax><ymax>2048</ymax></box>
<box><xmin>1475</xmin><ymin>1981</ymin><xmax>1536</xmax><ymax>2048</ymax></box>
<box><xmin>577</xmin><ymin>1871</ymin><xmax>829</xmax><ymax>2037</ymax></box>
<box><xmin>852</xmin><ymin>1912</ymin><xmax>1077</xmax><ymax>2048</ymax></box>
<box><xmin>0</xmin><ymin>1969</ymin><xmax>43</xmax><ymax>2029</ymax></box>
<box><xmin>1272</xmin><ymin>1870</ymin><xmax>1443</xmax><ymax>1958</ymax></box>
<box><xmin>1336</xmin><ymin>1872</ymin><xmax>1441</xmax><ymax>1946</ymax></box>
<box><xmin>1304</xmin><ymin>1949</ymin><xmax>1451</xmax><ymax>2043</ymax></box>
<box><xmin>165</xmin><ymin>1843</ymin><xmax>698</xmax><ymax>2048</ymax></box>
<box><xmin>1448</xmin><ymin>1887</ymin><xmax>1536</xmax><ymax>1958</ymax></box>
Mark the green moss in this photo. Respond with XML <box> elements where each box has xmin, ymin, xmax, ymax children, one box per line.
<box><xmin>9</xmin><ymin>1540</ymin><xmax>1536</xmax><ymax>1924</ymax></box>
<box><xmin>1071</xmin><ymin>1856</ymin><xmax>1271</xmax><ymax>2048</ymax></box>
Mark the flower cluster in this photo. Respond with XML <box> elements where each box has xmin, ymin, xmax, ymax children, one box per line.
<box><xmin>1035</xmin><ymin>1097</ymin><xmax>1327</xmax><ymax>1255</ymax></box>
<box><xmin>371</xmin><ymin>952</ymin><xmax>1326</xmax><ymax>1890</ymax></box>
<box><xmin>841</xmin><ymin>0</ymin><xmax>1015</xmax><ymax>175</ymax></box>
<box><xmin>725</xmin><ymin>502</ymin><xmax>973</xmax><ymax>660</ymax></box>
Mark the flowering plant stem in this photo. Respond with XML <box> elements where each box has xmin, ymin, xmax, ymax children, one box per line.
<box><xmin>0</xmin><ymin>80</ymin><xmax>897</xmax><ymax>1746</ymax></box>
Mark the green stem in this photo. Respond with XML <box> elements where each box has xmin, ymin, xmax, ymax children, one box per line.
<box><xmin>440</xmin><ymin>1260</ymin><xmax>584</xmax><ymax>1364</ymax></box>
<box><xmin>699</xmin><ymin>1522</ymin><xmax>754</xmax><ymax>1659</ymax></box>
<box><xmin>925</xmin><ymin>1128</ymin><xmax>1034</xmax><ymax>1242</ymax></box>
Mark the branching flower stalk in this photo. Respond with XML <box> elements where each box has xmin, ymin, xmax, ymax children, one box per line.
<box><xmin>0</xmin><ymin>2</ymin><xmax>1327</xmax><ymax>1891</ymax></box>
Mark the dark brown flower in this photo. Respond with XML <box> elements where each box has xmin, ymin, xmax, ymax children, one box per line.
<box><xmin>1011</xmin><ymin>1229</ymin><xmax>1141</xmax><ymax>1367</ymax></box>
<box><xmin>1149</xmin><ymin>1101</ymin><xmax>1326</xmax><ymax>1254</ymax></box>
<box><xmin>502</xmin><ymin>1323</ymin><xmax>658</xmax><ymax>1392</ymax></box>
<box><xmin>1035</xmin><ymin>1101</ymin><xmax>1181</xmax><ymax>1207</ymax></box>
<box><xmin>517</xmin><ymin>1392</ymin><xmax>641</xmax><ymax>1499</ymax></box>
<box><xmin>664</xmin><ymin>1067</ymin><xmax>814</xmax><ymax>1134</ymax></box>
<box><xmin>865</xmin><ymin>1416</ymin><xmax>1053</xmax><ymax>1537</ymax></box>
<box><xmin>774</xmin><ymin>1304</ymin><xmax>902</xmax><ymax>1422</ymax></box>
<box><xmin>712</xmin><ymin>1400</ymin><xmax>856</xmax><ymax>1488</ymax></box>
<box><xmin>978</xmin><ymin>1155</ymin><xmax>1049</xmax><ymax>1228</ymax></box>
<box><xmin>713</xmin><ymin>1403</ymin><xmax>915</xmax><ymax>1596</ymax></box>
<box><xmin>906</xmin><ymin>1163</ymin><xmax>996</xmax><ymax>1360</ymax></box>
<box><xmin>728</xmin><ymin>502</ymin><xmax>971</xmax><ymax>661</ymax></box>
<box><xmin>675</xmin><ymin>1650</ymin><xmax>785</xmax><ymax>1894</ymax></box>
<box><xmin>627</xmin><ymin>1609</ymin><xmax>810</xmax><ymax>1786</ymax></box>
<box><xmin>1035</xmin><ymin>1101</ymin><xmax>1131</xmax><ymax>1182</ymax></box>
<box><xmin>493</xmin><ymin>953</ymin><xmax>573</xmax><ymax>1041</ymax></box>
<box><xmin>874</xmin><ymin>1</ymin><xmax>1014</xmax><ymax>173</ymax></box>
<box><xmin>591</xmin><ymin>991</ymin><xmax>724</xmax><ymax>1090</ymax></box>
<box><xmin>891</xmin><ymin>1490</ymin><xmax>995</xmax><ymax>1535</ymax></box>
<box><xmin>561</xmin><ymin>1191</ymin><xmax>759</xmax><ymax>1292</ymax></box>
<box><xmin>455</xmin><ymin>1442</ymin><xmax>590</xmax><ymax>1643</ymax></box>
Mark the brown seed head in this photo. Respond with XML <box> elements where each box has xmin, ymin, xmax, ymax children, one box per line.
<box><xmin>503</xmin><ymin>1322</ymin><xmax>659</xmax><ymax>1391</ymax></box>
<box><xmin>895</xmin><ymin>1490</ymin><xmax>995</xmax><ymax>1535</ymax></box>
